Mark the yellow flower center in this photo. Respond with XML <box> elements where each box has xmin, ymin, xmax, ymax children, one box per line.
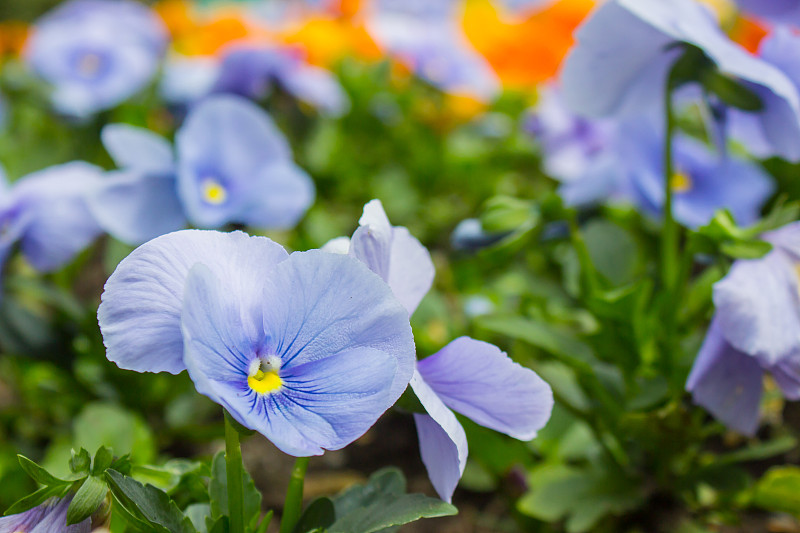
<box><xmin>247</xmin><ymin>357</ymin><xmax>282</xmax><ymax>394</ymax></box>
<box><xmin>670</xmin><ymin>171</ymin><xmax>692</xmax><ymax>193</ymax></box>
<box><xmin>202</xmin><ymin>178</ymin><xmax>227</xmax><ymax>205</ymax></box>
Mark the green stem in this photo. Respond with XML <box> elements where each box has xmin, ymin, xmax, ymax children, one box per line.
<box><xmin>661</xmin><ymin>85</ymin><xmax>679</xmax><ymax>379</ymax></box>
<box><xmin>280</xmin><ymin>457</ymin><xmax>310</xmax><ymax>533</ymax></box>
<box><xmin>224</xmin><ymin>411</ymin><xmax>245</xmax><ymax>533</ymax></box>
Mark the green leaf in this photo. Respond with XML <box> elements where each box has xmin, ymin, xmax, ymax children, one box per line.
<box><xmin>294</xmin><ymin>497</ymin><xmax>335</xmax><ymax>533</ymax></box>
<box><xmin>518</xmin><ymin>463</ymin><xmax>644</xmax><ymax>533</ymax></box>
<box><xmin>702</xmin><ymin>72</ymin><xmax>764</xmax><ymax>111</ymax></box>
<box><xmin>74</xmin><ymin>403</ymin><xmax>156</xmax><ymax>465</ymax></box>
<box><xmin>18</xmin><ymin>455</ymin><xmax>75</xmax><ymax>486</ymax></box>
<box><xmin>208</xmin><ymin>451</ymin><xmax>262</xmax><ymax>530</ymax></box>
<box><xmin>92</xmin><ymin>446</ymin><xmax>114</xmax><ymax>476</ymax></box>
<box><xmin>67</xmin><ymin>475</ymin><xmax>107</xmax><ymax>525</ymax></box>
<box><xmin>4</xmin><ymin>484</ymin><xmax>66</xmax><ymax>516</ymax></box>
<box><xmin>105</xmin><ymin>469</ymin><xmax>196</xmax><ymax>533</ymax></box>
<box><xmin>329</xmin><ymin>468</ymin><xmax>457</xmax><ymax>533</ymax></box>
<box><xmin>70</xmin><ymin>449</ymin><xmax>91</xmax><ymax>475</ymax></box>
<box><xmin>751</xmin><ymin>466</ymin><xmax>800</xmax><ymax>516</ymax></box>
<box><xmin>185</xmin><ymin>503</ymin><xmax>211</xmax><ymax>533</ymax></box>
<box><xmin>477</xmin><ymin>315</ymin><xmax>596</xmax><ymax>367</ymax></box>
<box><xmin>256</xmin><ymin>510</ymin><xmax>273</xmax><ymax>533</ymax></box>
<box><xmin>718</xmin><ymin>435</ymin><xmax>798</xmax><ymax>465</ymax></box>
<box><xmin>719</xmin><ymin>239</ymin><xmax>772</xmax><ymax>260</ymax></box>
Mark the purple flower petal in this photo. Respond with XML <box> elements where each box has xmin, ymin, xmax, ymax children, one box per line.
<box><xmin>687</xmin><ymin>317</ymin><xmax>764</xmax><ymax>436</ymax></box>
<box><xmin>98</xmin><ymin>230</ymin><xmax>289</xmax><ymax>374</ymax></box>
<box><xmin>417</xmin><ymin>337</ymin><xmax>553</xmax><ymax>440</ymax></box>
<box><xmin>411</xmin><ymin>370</ymin><xmax>467</xmax><ymax>503</ymax></box>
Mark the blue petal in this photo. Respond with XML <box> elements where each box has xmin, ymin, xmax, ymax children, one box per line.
<box><xmin>0</xmin><ymin>496</ymin><xmax>91</xmax><ymax>533</ymax></box>
<box><xmin>771</xmin><ymin>354</ymin><xmax>800</xmax><ymax>401</ymax></box>
<box><xmin>88</xmin><ymin>170</ymin><xmax>185</xmax><ymax>245</ymax></box>
<box><xmin>410</xmin><ymin>370</ymin><xmax>467</xmax><ymax>503</ymax></box>
<box><xmin>101</xmin><ymin>124</ymin><xmax>174</xmax><ymax>173</ymax></box>
<box><xmin>350</xmin><ymin>199</ymin><xmax>394</xmax><ymax>281</ymax></box>
<box><xmin>181</xmin><ymin>257</ymin><xmax>400</xmax><ymax>456</ymax></box>
<box><xmin>13</xmin><ymin>162</ymin><xmax>104</xmax><ymax>272</ymax></box>
<box><xmin>713</xmin><ymin>246</ymin><xmax>800</xmax><ymax>366</ymax></box>
<box><xmin>417</xmin><ymin>337</ymin><xmax>553</xmax><ymax>440</ymax></box>
<box><xmin>259</xmin><ymin>250</ymin><xmax>416</xmax><ymax>403</ymax></box>
<box><xmin>236</xmin><ymin>160</ymin><xmax>315</xmax><ymax>230</ymax></box>
<box><xmin>98</xmin><ymin>230</ymin><xmax>288</xmax><ymax>374</ymax></box>
<box><xmin>561</xmin><ymin>0</ymin><xmax>676</xmax><ymax>118</ymax></box>
<box><xmin>175</xmin><ymin>95</ymin><xmax>297</xmax><ymax>228</ymax></box>
<box><xmin>734</xmin><ymin>0</ymin><xmax>800</xmax><ymax>25</ymax></box>
<box><xmin>686</xmin><ymin>317</ymin><xmax>763</xmax><ymax>436</ymax></box>
<box><xmin>278</xmin><ymin>65</ymin><xmax>350</xmax><ymax>117</ymax></box>
<box><xmin>387</xmin><ymin>226</ymin><xmax>434</xmax><ymax>315</ymax></box>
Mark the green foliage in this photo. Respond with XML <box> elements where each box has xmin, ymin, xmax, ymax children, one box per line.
<box><xmin>295</xmin><ymin>468</ymin><xmax>457</xmax><ymax>533</ymax></box>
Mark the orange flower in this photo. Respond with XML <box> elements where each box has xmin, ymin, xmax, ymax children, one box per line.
<box><xmin>730</xmin><ymin>16</ymin><xmax>768</xmax><ymax>54</ymax></box>
<box><xmin>0</xmin><ymin>21</ymin><xmax>29</xmax><ymax>57</ymax></box>
<box><xmin>154</xmin><ymin>0</ymin><xmax>271</xmax><ymax>56</ymax></box>
<box><xmin>280</xmin><ymin>15</ymin><xmax>381</xmax><ymax>67</ymax></box>
<box><xmin>462</xmin><ymin>0</ymin><xmax>595</xmax><ymax>89</ymax></box>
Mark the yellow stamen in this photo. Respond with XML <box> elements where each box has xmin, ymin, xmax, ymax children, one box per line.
<box><xmin>248</xmin><ymin>369</ymin><xmax>282</xmax><ymax>394</ymax></box>
<box><xmin>202</xmin><ymin>178</ymin><xmax>227</xmax><ymax>205</ymax></box>
<box><xmin>670</xmin><ymin>171</ymin><xmax>692</xmax><ymax>193</ymax></box>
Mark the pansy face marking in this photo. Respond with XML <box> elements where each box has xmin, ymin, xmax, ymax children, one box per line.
<box><xmin>248</xmin><ymin>355</ymin><xmax>282</xmax><ymax>394</ymax></box>
<box><xmin>201</xmin><ymin>177</ymin><xmax>228</xmax><ymax>205</ymax></box>
<box><xmin>670</xmin><ymin>169</ymin><xmax>692</xmax><ymax>193</ymax></box>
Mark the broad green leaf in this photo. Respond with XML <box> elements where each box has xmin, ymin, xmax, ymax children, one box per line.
<box><xmin>329</xmin><ymin>468</ymin><xmax>457</xmax><ymax>533</ymax></box>
<box><xmin>208</xmin><ymin>451</ymin><xmax>262</xmax><ymax>530</ymax></box>
<box><xmin>185</xmin><ymin>503</ymin><xmax>211</xmax><ymax>533</ymax></box>
<box><xmin>74</xmin><ymin>403</ymin><xmax>156</xmax><ymax>465</ymax></box>
<box><xmin>67</xmin><ymin>475</ymin><xmax>107</xmax><ymax>525</ymax></box>
<box><xmin>18</xmin><ymin>455</ymin><xmax>76</xmax><ymax>486</ymax></box>
<box><xmin>477</xmin><ymin>315</ymin><xmax>595</xmax><ymax>367</ymax></box>
<box><xmin>105</xmin><ymin>469</ymin><xmax>196</xmax><ymax>533</ymax></box>
<box><xmin>293</xmin><ymin>497</ymin><xmax>335</xmax><ymax>533</ymax></box>
<box><xmin>751</xmin><ymin>466</ymin><xmax>800</xmax><ymax>516</ymax></box>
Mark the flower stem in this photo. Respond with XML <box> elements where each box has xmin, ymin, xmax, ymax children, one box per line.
<box><xmin>280</xmin><ymin>457</ymin><xmax>310</xmax><ymax>533</ymax></box>
<box><xmin>661</xmin><ymin>83</ymin><xmax>678</xmax><ymax>379</ymax></box>
<box><xmin>224</xmin><ymin>411</ymin><xmax>245</xmax><ymax>533</ymax></box>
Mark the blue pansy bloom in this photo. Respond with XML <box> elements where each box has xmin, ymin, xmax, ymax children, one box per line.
<box><xmin>547</xmin><ymin>115</ymin><xmax>773</xmax><ymax>228</ymax></box>
<box><xmin>326</xmin><ymin>200</ymin><xmax>553</xmax><ymax>501</ymax></box>
<box><xmin>88</xmin><ymin>95</ymin><xmax>314</xmax><ymax>244</ymax></box>
<box><xmin>561</xmin><ymin>0</ymin><xmax>800</xmax><ymax>161</ymax></box>
<box><xmin>620</xmin><ymin>120</ymin><xmax>774</xmax><ymax>229</ymax></box>
<box><xmin>211</xmin><ymin>44</ymin><xmax>350</xmax><ymax>117</ymax></box>
<box><xmin>160</xmin><ymin>44</ymin><xmax>349</xmax><ymax>117</ymax></box>
<box><xmin>98</xmin><ymin>229</ymin><xmax>416</xmax><ymax>456</ymax></box>
<box><xmin>734</xmin><ymin>0</ymin><xmax>800</xmax><ymax>25</ymax></box>
<box><xmin>730</xmin><ymin>28</ymin><xmax>800</xmax><ymax>159</ymax></box>
<box><xmin>0</xmin><ymin>496</ymin><xmax>90</xmax><ymax>533</ymax></box>
<box><xmin>366</xmin><ymin>0</ymin><xmax>500</xmax><ymax>100</ymax></box>
<box><xmin>687</xmin><ymin>222</ymin><xmax>800</xmax><ymax>435</ymax></box>
<box><xmin>25</xmin><ymin>0</ymin><xmax>167</xmax><ymax>118</ymax></box>
<box><xmin>0</xmin><ymin>162</ymin><xmax>103</xmax><ymax>273</ymax></box>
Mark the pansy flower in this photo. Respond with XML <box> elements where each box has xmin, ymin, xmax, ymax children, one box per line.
<box><xmin>99</xmin><ymin>230</ymin><xmax>416</xmax><ymax>456</ymax></box>
<box><xmin>0</xmin><ymin>496</ymin><xmax>90</xmax><ymax>533</ymax></box>
<box><xmin>0</xmin><ymin>162</ymin><xmax>103</xmax><ymax>274</ymax></box>
<box><xmin>161</xmin><ymin>42</ymin><xmax>349</xmax><ymax>116</ymax></box>
<box><xmin>561</xmin><ymin>0</ymin><xmax>800</xmax><ymax>161</ymax></box>
<box><xmin>88</xmin><ymin>95</ymin><xmax>314</xmax><ymax>244</ymax></box>
<box><xmin>729</xmin><ymin>27</ymin><xmax>800</xmax><ymax>160</ymax></box>
<box><xmin>620</xmin><ymin>120</ymin><xmax>773</xmax><ymax>229</ymax></box>
<box><xmin>25</xmin><ymin>0</ymin><xmax>167</xmax><ymax>117</ymax></box>
<box><xmin>733</xmin><ymin>0</ymin><xmax>800</xmax><ymax>25</ymax></box>
<box><xmin>687</xmin><ymin>222</ymin><xmax>800</xmax><ymax>435</ymax></box>
<box><xmin>326</xmin><ymin>200</ymin><xmax>553</xmax><ymax>501</ymax></box>
<box><xmin>365</xmin><ymin>0</ymin><xmax>500</xmax><ymax>100</ymax></box>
